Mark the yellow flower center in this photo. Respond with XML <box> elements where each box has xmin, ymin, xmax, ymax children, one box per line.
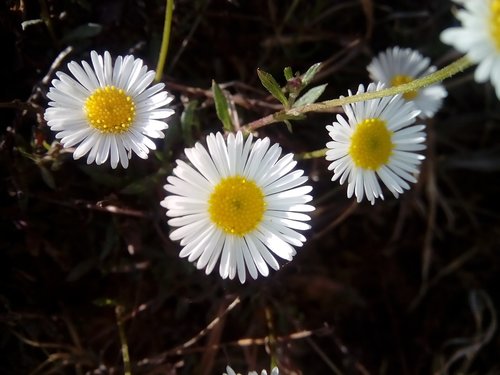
<box><xmin>84</xmin><ymin>86</ymin><xmax>136</xmax><ymax>134</ymax></box>
<box><xmin>491</xmin><ymin>0</ymin><xmax>500</xmax><ymax>50</ymax></box>
<box><xmin>390</xmin><ymin>75</ymin><xmax>418</xmax><ymax>100</ymax></box>
<box><xmin>208</xmin><ymin>176</ymin><xmax>266</xmax><ymax>236</ymax></box>
<box><xmin>349</xmin><ymin>118</ymin><xmax>394</xmax><ymax>170</ymax></box>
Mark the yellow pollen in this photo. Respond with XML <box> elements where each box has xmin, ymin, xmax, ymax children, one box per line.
<box><xmin>349</xmin><ymin>118</ymin><xmax>394</xmax><ymax>170</ymax></box>
<box><xmin>491</xmin><ymin>0</ymin><xmax>500</xmax><ymax>50</ymax></box>
<box><xmin>390</xmin><ymin>74</ymin><xmax>418</xmax><ymax>100</ymax></box>
<box><xmin>84</xmin><ymin>86</ymin><xmax>136</xmax><ymax>134</ymax></box>
<box><xmin>208</xmin><ymin>176</ymin><xmax>266</xmax><ymax>236</ymax></box>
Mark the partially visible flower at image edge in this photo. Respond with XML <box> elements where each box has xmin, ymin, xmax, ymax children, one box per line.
<box><xmin>44</xmin><ymin>50</ymin><xmax>174</xmax><ymax>168</ymax></box>
<box><xmin>161</xmin><ymin>131</ymin><xmax>314</xmax><ymax>283</ymax></box>
<box><xmin>224</xmin><ymin>365</ymin><xmax>279</xmax><ymax>375</ymax></box>
<box><xmin>441</xmin><ymin>0</ymin><xmax>500</xmax><ymax>98</ymax></box>
<box><xmin>367</xmin><ymin>46</ymin><xmax>447</xmax><ymax>118</ymax></box>
<box><xmin>325</xmin><ymin>82</ymin><xmax>426</xmax><ymax>205</ymax></box>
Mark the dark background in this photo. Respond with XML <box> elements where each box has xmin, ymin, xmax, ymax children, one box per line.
<box><xmin>1</xmin><ymin>0</ymin><xmax>499</xmax><ymax>374</ymax></box>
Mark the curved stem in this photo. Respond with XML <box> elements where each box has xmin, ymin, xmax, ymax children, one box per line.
<box><xmin>155</xmin><ymin>0</ymin><xmax>175</xmax><ymax>82</ymax></box>
<box><xmin>115</xmin><ymin>305</ymin><xmax>132</xmax><ymax>375</ymax></box>
<box><xmin>243</xmin><ymin>56</ymin><xmax>473</xmax><ymax>131</ymax></box>
<box><xmin>296</xmin><ymin>148</ymin><xmax>328</xmax><ymax>160</ymax></box>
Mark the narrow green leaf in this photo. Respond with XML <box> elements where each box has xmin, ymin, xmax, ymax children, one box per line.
<box><xmin>38</xmin><ymin>165</ymin><xmax>56</xmax><ymax>189</ymax></box>
<box><xmin>61</xmin><ymin>23</ymin><xmax>102</xmax><ymax>43</ymax></box>
<box><xmin>79</xmin><ymin>165</ymin><xmax>122</xmax><ymax>188</ymax></box>
<box><xmin>257</xmin><ymin>69</ymin><xmax>289</xmax><ymax>108</ymax></box>
<box><xmin>292</xmin><ymin>84</ymin><xmax>328</xmax><ymax>108</ymax></box>
<box><xmin>66</xmin><ymin>258</ymin><xmax>97</xmax><ymax>282</ymax></box>
<box><xmin>100</xmin><ymin>224</ymin><xmax>117</xmax><ymax>261</ymax></box>
<box><xmin>180</xmin><ymin>99</ymin><xmax>200</xmax><ymax>145</ymax></box>
<box><xmin>120</xmin><ymin>173</ymin><xmax>163</xmax><ymax>195</ymax></box>
<box><xmin>93</xmin><ymin>298</ymin><xmax>118</xmax><ymax>307</ymax></box>
<box><xmin>301</xmin><ymin>62</ymin><xmax>322</xmax><ymax>86</ymax></box>
<box><xmin>212</xmin><ymin>80</ymin><xmax>233</xmax><ymax>131</ymax></box>
<box><xmin>284</xmin><ymin>66</ymin><xmax>293</xmax><ymax>80</ymax></box>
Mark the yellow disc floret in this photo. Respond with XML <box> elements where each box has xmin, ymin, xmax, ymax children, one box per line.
<box><xmin>390</xmin><ymin>75</ymin><xmax>418</xmax><ymax>100</ymax></box>
<box><xmin>349</xmin><ymin>118</ymin><xmax>394</xmax><ymax>170</ymax></box>
<box><xmin>491</xmin><ymin>0</ymin><xmax>500</xmax><ymax>50</ymax></box>
<box><xmin>84</xmin><ymin>86</ymin><xmax>136</xmax><ymax>134</ymax></box>
<box><xmin>208</xmin><ymin>176</ymin><xmax>266</xmax><ymax>236</ymax></box>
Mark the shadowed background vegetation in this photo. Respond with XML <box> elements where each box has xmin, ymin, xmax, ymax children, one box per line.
<box><xmin>1</xmin><ymin>0</ymin><xmax>500</xmax><ymax>374</ymax></box>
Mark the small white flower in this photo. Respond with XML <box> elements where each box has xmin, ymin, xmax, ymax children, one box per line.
<box><xmin>367</xmin><ymin>46</ymin><xmax>447</xmax><ymax>118</ymax></box>
<box><xmin>441</xmin><ymin>0</ymin><xmax>500</xmax><ymax>98</ymax></box>
<box><xmin>325</xmin><ymin>82</ymin><xmax>426</xmax><ymax>204</ymax></box>
<box><xmin>44</xmin><ymin>50</ymin><xmax>174</xmax><ymax>168</ymax></box>
<box><xmin>161</xmin><ymin>131</ymin><xmax>314</xmax><ymax>283</ymax></box>
<box><xmin>224</xmin><ymin>366</ymin><xmax>279</xmax><ymax>375</ymax></box>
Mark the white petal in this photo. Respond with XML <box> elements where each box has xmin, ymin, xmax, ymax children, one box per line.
<box><xmin>44</xmin><ymin>50</ymin><xmax>174</xmax><ymax>168</ymax></box>
<box><xmin>161</xmin><ymin>131</ymin><xmax>314</xmax><ymax>282</ymax></box>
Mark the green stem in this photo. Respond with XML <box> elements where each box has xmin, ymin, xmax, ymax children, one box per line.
<box><xmin>244</xmin><ymin>56</ymin><xmax>473</xmax><ymax>131</ymax></box>
<box><xmin>39</xmin><ymin>0</ymin><xmax>58</xmax><ymax>47</ymax></box>
<box><xmin>115</xmin><ymin>306</ymin><xmax>132</xmax><ymax>375</ymax></box>
<box><xmin>295</xmin><ymin>148</ymin><xmax>328</xmax><ymax>160</ymax></box>
<box><xmin>155</xmin><ymin>0</ymin><xmax>175</xmax><ymax>82</ymax></box>
<box><xmin>264</xmin><ymin>307</ymin><xmax>278</xmax><ymax>371</ymax></box>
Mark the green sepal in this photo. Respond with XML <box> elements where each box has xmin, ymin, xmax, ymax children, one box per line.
<box><xmin>257</xmin><ymin>68</ymin><xmax>289</xmax><ymax>108</ymax></box>
<box><xmin>212</xmin><ymin>80</ymin><xmax>233</xmax><ymax>132</ymax></box>
<box><xmin>301</xmin><ymin>62</ymin><xmax>322</xmax><ymax>86</ymax></box>
<box><xmin>292</xmin><ymin>84</ymin><xmax>328</xmax><ymax>108</ymax></box>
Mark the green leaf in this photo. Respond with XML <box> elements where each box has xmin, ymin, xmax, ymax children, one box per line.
<box><xmin>257</xmin><ymin>69</ymin><xmax>289</xmax><ymax>108</ymax></box>
<box><xmin>38</xmin><ymin>165</ymin><xmax>56</xmax><ymax>189</ymax></box>
<box><xmin>120</xmin><ymin>173</ymin><xmax>163</xmax><ymax>195</ymax></box>
<box><xmin>79</xmin><ymin>165</ymin><xmax>123</xmax><ymax>188</ymax></box>
<box><xmin>66</xmin><ymin>258</ymin><xmax>97</xmax><ymax>282</ymax></box>
<box><xmin>212</xmin><ymin>80</ymin><xmax>233</xmax><ymax>131</ymax></box>
<box><xmin>284</xmin><ymin>66</ymin><xmax>293</xmax><ymax>80</ymax></box>
<box><xmin>100</xmin><ymin>223</ymin><xmax>118</xmax><ymax>261</ymax></box>
<box><xmin>292</xmin><ymin>84</ymin><xmax>328</xmax><ymax>108</ymax></box>
<box><xmin>61</xmin><ymin>23</ymin><xmax>103</xmax><ymax>43</ymax></box>
<box><xmin>180</xmin><ymin>100</ymin><xmax>200</xmax><ymax>145</ymax></box>
<box><xmin>301</xmin><ymin>62</ymin><xmax>322</xmax><ymax>86</ymax></box>
<box><xmin>93</xmin><ymin>298</ymin><xmax>117</xmax><ymax>307</ymax></box>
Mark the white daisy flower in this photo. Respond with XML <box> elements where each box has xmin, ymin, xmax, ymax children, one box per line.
<box><xmin>325</xmin><ymin>82</ymin><xmax>426</xmax><ymax>205</ymax></box>
<box><xmin>224</xmin><ymin>366</ymin><xmax>279</xmax><ymax>375</ymax></box>
<box><xmin>44</xmin><ymin>50</ymin><xmax>174</xmax><ymax>168</ymax></box>
<box><xmin>367</xmin><ymin>46</ymin><xmax>447</xmax><ymax>118</ymax></box>
<box><xmin>441</xmin><ymin>0</ymin><xmax>500</xmax><ymax>98</ymax></box>
<box><xmin>161</xmin><ymin>131</ymin><xmax>314</xmax><ymax>283</ymax></box>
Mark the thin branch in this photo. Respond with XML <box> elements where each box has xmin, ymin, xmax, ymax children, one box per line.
<box><xmin>242</xmin><ymin>56</ymin><xmax>474</xmax><ymax>131</ymax></box>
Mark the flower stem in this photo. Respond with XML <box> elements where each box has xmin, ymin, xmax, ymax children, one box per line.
<box><xmin>295</xmin><ymin>148</ymin><xmax>328</xmax><ymax>160</ymax></box>
<box><xmin>115</xmin><ymin>305</ymin><xmax>132</xmax><ymax>375</ymax></box>
<box><xmin>38</xmin><ymin>0</ymin><xmax>58</xmax><ymax>47</ymax></box>
<box><xmin>243</xmin><ymin>56</ymin><xmax>473</xmax><ymax>131</ymax></box>
<box><xmin>155</xmin><ymin>0</ymin><xmax>175</xmax><ymax>82</ymax></box>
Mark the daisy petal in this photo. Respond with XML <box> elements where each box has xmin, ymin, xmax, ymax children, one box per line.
<box><xmin>325</xmin><ymin>82</ymin><xmax>426</xmax><ymax>204</ymax></box>
<box><xmin>44</xmin><ymin>51</ymin><xmax>174</xmax><ymax>168</ymax></box>
<box><xmin>163</xmin><ymin>131</ymin><xmax>314</xmax><ymax>283</ymax></box>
